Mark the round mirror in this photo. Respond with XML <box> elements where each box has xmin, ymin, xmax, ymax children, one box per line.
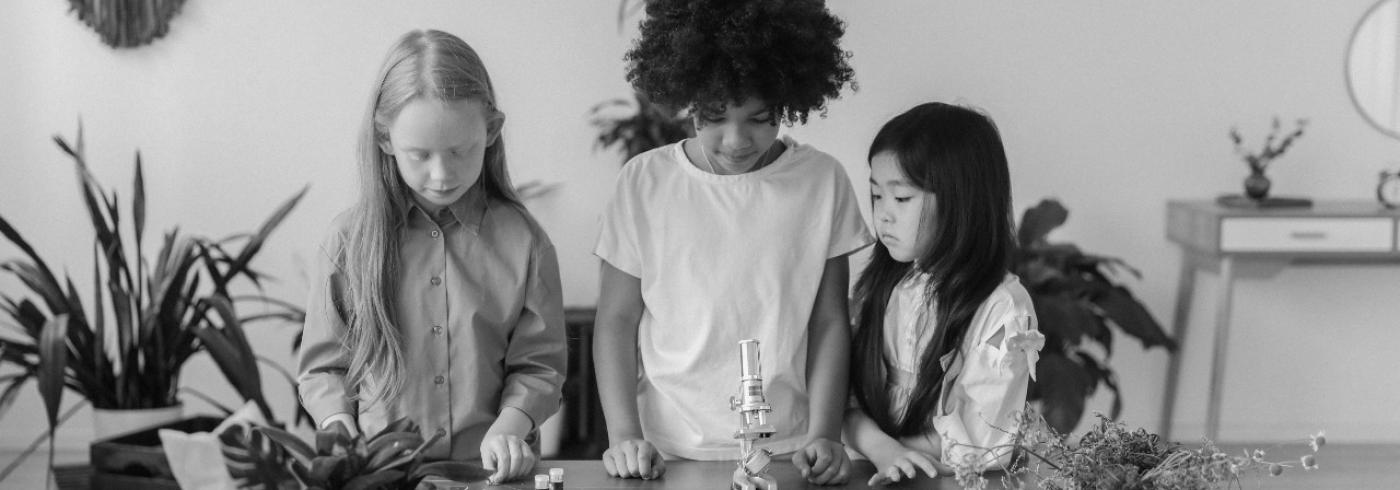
<box><xmin>1347</xmin><ymin>0</ymin><xmax>1400</xmax><ymax>139</ymax></box>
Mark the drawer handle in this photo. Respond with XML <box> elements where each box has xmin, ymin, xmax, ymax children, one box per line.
<box><xmin>1289</xmin><ymin>231</ymin><xmax>1328</xmax><ymax>240</ymax></box>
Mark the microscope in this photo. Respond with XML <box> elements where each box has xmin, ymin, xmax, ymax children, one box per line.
<box><xmin>729</xmin><ymin>339</ymin><xmax>777</xmax><ymax>490</ymax></box>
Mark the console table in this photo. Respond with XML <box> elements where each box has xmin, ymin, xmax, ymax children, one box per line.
<box><xmin>1161</xmin><ymin>200</ymin><xmax>1400</xmax><ymax>441</ymax></box>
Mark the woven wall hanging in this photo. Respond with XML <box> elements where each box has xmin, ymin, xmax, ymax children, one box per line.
<box><xmin>67</xmin><ymin>0</ymin><xmax>187</xmax><ymax>48</ymax></box>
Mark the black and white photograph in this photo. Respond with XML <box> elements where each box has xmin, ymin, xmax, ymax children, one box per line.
<box><xmin>2</xmin><ymin>1</ymin><xmax>1398</xmax><ymax>488</ymax></box>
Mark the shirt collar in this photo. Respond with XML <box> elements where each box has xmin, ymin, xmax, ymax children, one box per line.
<box><xmin>400</xmin><ymin>182</ymin><xmax>488</xmax><ymax>231</ymax></box>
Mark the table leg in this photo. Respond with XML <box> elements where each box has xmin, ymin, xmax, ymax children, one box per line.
<box><xmin>1205</xmin><ymin>257</ymin><xmax>1236</xmax><ymax>441</ymax></box>
<box><xmin>1158</xmin><ymin>251</ymin><xmax>1197</xmax><ymax>439</ymax></box>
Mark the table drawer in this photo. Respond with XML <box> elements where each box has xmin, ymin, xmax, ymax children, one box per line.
<box><xmin>1219</xmin><ymin>217</ymin><xmax>1395</xmax><ymax>252</ymax></box>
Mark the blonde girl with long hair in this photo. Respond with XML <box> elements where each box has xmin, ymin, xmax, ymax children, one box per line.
<box><xmin>298</xmin><ymin>29</ymin><xmax>565</xmax><ymax>484</ymax></box>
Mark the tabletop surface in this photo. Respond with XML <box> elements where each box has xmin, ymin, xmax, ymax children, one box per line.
<box><xmin>437</xmin><ymin>460</ymin><xmax>1016</xmax><ymax>490</ymax></box>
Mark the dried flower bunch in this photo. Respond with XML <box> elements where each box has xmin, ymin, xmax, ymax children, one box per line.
<box><xmin>1229</xmin><ymin>117</ymin><xmax>1308</xmax><ymax>174</ymax></box>
<box><xmin>945</xmin><ymin>408</ymin><xmax>1324</xmax><ymax>490</ymax></box>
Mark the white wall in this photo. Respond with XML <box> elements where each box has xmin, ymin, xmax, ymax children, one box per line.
<box><xmin>3</xmin><ymin>1</ymin><xmax>1397</xmax><ymax>451</ymax></box>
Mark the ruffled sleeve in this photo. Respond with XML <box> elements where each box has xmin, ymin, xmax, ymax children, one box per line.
<box><xmin>930</xmin><ymin>303</ymin><xmax>1041</xmax><ymax>470</ymax></box>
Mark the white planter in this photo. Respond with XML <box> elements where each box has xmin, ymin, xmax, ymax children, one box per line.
<box><xmin>92</xmin><ymin>404</ymin><xmax>185</xmax><ymax>440</ymax></box>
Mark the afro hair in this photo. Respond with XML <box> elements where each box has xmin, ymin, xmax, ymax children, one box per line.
<box><xmin>624</xmin><ymin>0</ymin><xmax>856</xmax><ymax>125</ymax></box>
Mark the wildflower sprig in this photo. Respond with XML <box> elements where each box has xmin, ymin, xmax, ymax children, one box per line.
<box><xmin>941</xmin><ymin>408</ymin><xmax>1324</xmax><ymax>490</ymax></box>
<box><xmin>1229</xmin><ymin>117</ymin><xmax>1309</xmax><ymax>173</ymax></box>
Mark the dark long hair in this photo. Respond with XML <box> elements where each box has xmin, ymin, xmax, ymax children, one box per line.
<box><xmin>851</xmin><ymin>102</ymin><xmax>1016</xmax><ymax>436</ymax></box>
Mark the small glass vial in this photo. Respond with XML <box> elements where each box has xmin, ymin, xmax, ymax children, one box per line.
<box><xmin>535</xmin><ymin>474</ymin><xmax>550</xmax><ymax>490</ymax></box>
<box><xmin>549</xmin><ymin>468</ymin><xmax>564</xmax><ymax>490</ymax></box>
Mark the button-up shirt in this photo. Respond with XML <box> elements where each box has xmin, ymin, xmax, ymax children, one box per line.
<box><xmin>297</xmin><ymin>186</ymin><xmax>566</xmax><ymax>460</ymax></box>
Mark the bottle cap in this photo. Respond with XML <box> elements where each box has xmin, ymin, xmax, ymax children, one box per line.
<box><xmin>549</xmin><ymin>468</ymin><xmax>564</xmax><ymax>481</ymax></box>
<box><xmin>535</xmin><ymin>474</ymin><xmax>550</xmax><ymax>489</ymax></box>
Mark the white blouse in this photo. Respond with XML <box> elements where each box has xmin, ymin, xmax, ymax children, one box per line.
<box><xmin>883</xmin><ymin>272</ymin><xmax>1043</xmax><ymax>468</ymax></box>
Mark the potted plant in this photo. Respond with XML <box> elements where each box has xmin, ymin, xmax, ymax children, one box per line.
<box><xmin>588</xmin><ymin>91</ymin><xmax>693</xmax><ymax>164</ymax></box>
<box><xmin>1014</xmin><ymin>199</ymin><xmax>1176</xmax><ymax>433</ymax></box>
<box><xmin>0</xmin><ymin>124</ymin><xmax>306</xmax><ymax>474</ymax></box>
<box><xmin>1229</xmin><ymin>117</ymin><xmax>1308</xmax><ymax>200</ymax></box>
<box><xmin>220</xmin><ymin>417</ymin><xmax>490</xmax><ymax>489</ymax></box>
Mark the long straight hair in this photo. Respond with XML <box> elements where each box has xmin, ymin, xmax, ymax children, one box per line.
<box><xmin>340</xmin><ymin>29</ymin><xmax>520</xmax><ymax>405</ymax></box>
<box><xmin>851</xmin><ymin>103</ymin><xmax>1016</xmax><ymax>436</ymax></box>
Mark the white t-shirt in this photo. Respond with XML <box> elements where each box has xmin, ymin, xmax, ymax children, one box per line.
<box><xmin>595</xmin><ymin>135</ymin><xmax>873</xmax><ymax>460</ymax></box>
<box><xmin>882</xmin><ymin>272</ymin><xmax>1043</xmax><ymax>468</ymax></box>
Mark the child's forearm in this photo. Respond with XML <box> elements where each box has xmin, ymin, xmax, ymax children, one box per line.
<box><xmin>594</xmin><ymin>262</ymin><xmax>647</xmax><ymax>443</ymax></box>
<box><xmin>485</xmin><ymin>406</ymin><xmax>535</xmax><ymax>438</ymax></box>
<box><xmin>844</xmin><ymin>408</ymin><xmax>906</xmax><ymax>465</ymax></box>
<box><xmin>805</xmin><ymin>257</ymin><xmax>851</xmax><ymax>442</ymax></box>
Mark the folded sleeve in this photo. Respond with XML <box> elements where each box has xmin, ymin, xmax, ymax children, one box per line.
<box><xmin>296</xmin><ymin>229</ymin><xmax>357</xmax><ymax>426</ymax></box>
<box><xmin>594</xmin><ymin>167</ymin><xmax>643</xmax><ymax>277</ymax></box>
<box><xmin>498</xmin><ymin>240</ymin><xmax>567</xmax><ymax>426</ymax></box>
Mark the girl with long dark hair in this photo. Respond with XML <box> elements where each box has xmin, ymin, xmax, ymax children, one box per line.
<box><xmin>845</xmin><ymin>102</ymin><xmax>1044</xmax><ymax>484</ymax></box>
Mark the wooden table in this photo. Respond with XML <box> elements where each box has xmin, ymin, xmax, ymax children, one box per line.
<box><xmin>424</xmin><ymin>460</ymin><xmax>1021</xmax><ymax>490</ymax></box>
<box><xmin>1161</xmin><ymin>200</ymin><xmax>1400</xmax><ymax>441</ymax></box>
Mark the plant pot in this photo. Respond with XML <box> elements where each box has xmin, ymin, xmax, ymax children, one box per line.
<box><xmin>89</xmin><ymin>415</ymin><xmax>224</xmax><ymax>490</ymax></box>
<box><xmin>1244</xmin><ymin>171</ymin><xmax>1271</xmax><ymax>200</ymax></box>
<box><xmin>92</xmin><ymin>404</ymin><xmax>186</xmax><ymax>440</ymax></box>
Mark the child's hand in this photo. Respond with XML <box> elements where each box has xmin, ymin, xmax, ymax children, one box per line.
<box><xmin>480</xmin><ymin>434</ymin><xmax>537</xmax><ymax>484</ymax></box>
<box><xmin>866</xmin><ymin>450</ymin><xmax>948</xmax><ymax>486</ymax></box>
<box><xmin>601</xmin><ymin>439</ymin><xmax>665</xmax><ymax>479</ymax></box>
<box><xmin>792</xmin><ymin>437</ymin><xmax>851</xmax><ymax>485</ymax></box>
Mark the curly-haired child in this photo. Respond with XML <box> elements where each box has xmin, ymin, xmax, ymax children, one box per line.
<box><xmin>592</xmin><ymin>0</ymin><xmax>868</xmax><ymax>485</ymax></box>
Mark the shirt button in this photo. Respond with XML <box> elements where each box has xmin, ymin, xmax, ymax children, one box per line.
<box><xmin>436</xmin><ymin>428</ymin><xmax>447</xmax><ymax>438</ymax></box>
<box><xmin>434</xmin><ymin>375</ymin><xmax>445</xmax><ymax>385</ymax></box>
<box><xmin>430</xmin><ymin>230</ymin><xmax>440</xmax><ymax>238</ymax></box>
<box><xmin>432</xmin><ymin>325</ymin><xmax>443</xmax><ymax>335</ymax></box>
<box><xmin>430</xmin><ymin>276</ymin><xmax>441</xmax><ymax>286</ymax></box>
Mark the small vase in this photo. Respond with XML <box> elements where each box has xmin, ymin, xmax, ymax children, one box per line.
<box><xmin>1244</xmin><ymin>171</ymin><xmax>1271</xmax><ymax>200</ymax></box>
<box><xmin>93</xmin><ymin>404</ymin><xmax>185</xmax><ymax>440</ymax></box>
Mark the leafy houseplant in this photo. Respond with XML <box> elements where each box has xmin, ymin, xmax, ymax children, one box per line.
<box><xmin>1014</xmin><ymin>199</ymin><xmax>1175</xmax><ymax>433</ymax></box>
<box><xmin>220</xmin><ymin>418</ymin><xmax>489</xmax><ymax>490</ymax></box>
<box><xmin>0</xmin><ymin>125</ymin><xmax>306</xmax><ymax>464</ymax></box>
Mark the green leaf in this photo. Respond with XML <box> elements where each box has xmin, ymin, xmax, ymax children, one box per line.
<box><xmin>343</xmin><ymin>470</ymin><xmax>405</xmax><ymax>490</ymax></box>
<box><xmin>412</xmin><ymin>461</ymin><xmax>492</xmax><ymax>483</ymax></box>
<box><xmin>1030</xmin><ymin>293</ymin><xmax>1101</xmax><ymax>346</ymax></box>
<box><xmin>90</xmin><ymin>245</ymin><xmax>109</xmax><ymax>395</ymax></box>
<box><xmin>37</xmin><ymin>314</ymin><xmax>71</xmax><ymax>430</ymax></box>
<box><xmin>192</xmin><ymin>312</ymin><xmax>270</xmax><ymax>420</ymax></box>
<box><xmin>0</xmin><ymin>216</ymin><xmax>65</xmax><ymax>311</ymax></box>
<box><xmin>1091</xmin><ymin>286</ymin><xmax>1175</xmax><ymax>351</ymax></box>
<box><xmin>317</xmin><ymin>420</ymin><xmax>353</xmax><ymax>455</ymax></box>
<box><xmin>1076</xmin><ymin>352</ymin><xmax>1123</xmax><ymax>419</ymax></box>
<box><xmin>308</xmin><ymin>455</ymin><xmax>348</xmax><ymax>484</ymax></box>
<box><xmin>1029</xmin><ymin>351</ymin><xmax>1092</xmax><ymax>433</ymax></box>
<box><xmin>1017</xmin><ymin>199</ymin><xmax>1068</xmax><ymax>248</ymax></box>
<box><xmin>0</xmin><ymin>261</ymin><xmax>69</xmax><ymax>319</ymax></box>
<box><xmin>133</xmin><ymin>151</ymin><xmax>146</xmax><ymax>260</ymax></box>
<box><xmin>365</xmin><ymin>433</ymin><xmax>421</xmax><ymax>472</ymax></box>
<box><xmin>225</xmin><ymin>186</ymin><xmax>307</xmax><ymax>282</ymax></box>
<box><xmin>258</xmin><ymin>426</ymin><xmax>316</xmax><ymax>469</ymax></box>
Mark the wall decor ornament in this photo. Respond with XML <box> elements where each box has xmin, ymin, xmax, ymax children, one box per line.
<box><xmin>66</xmin><ymin>0</ymin><xmax>186</xmax><ymax>48</ymax></box>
